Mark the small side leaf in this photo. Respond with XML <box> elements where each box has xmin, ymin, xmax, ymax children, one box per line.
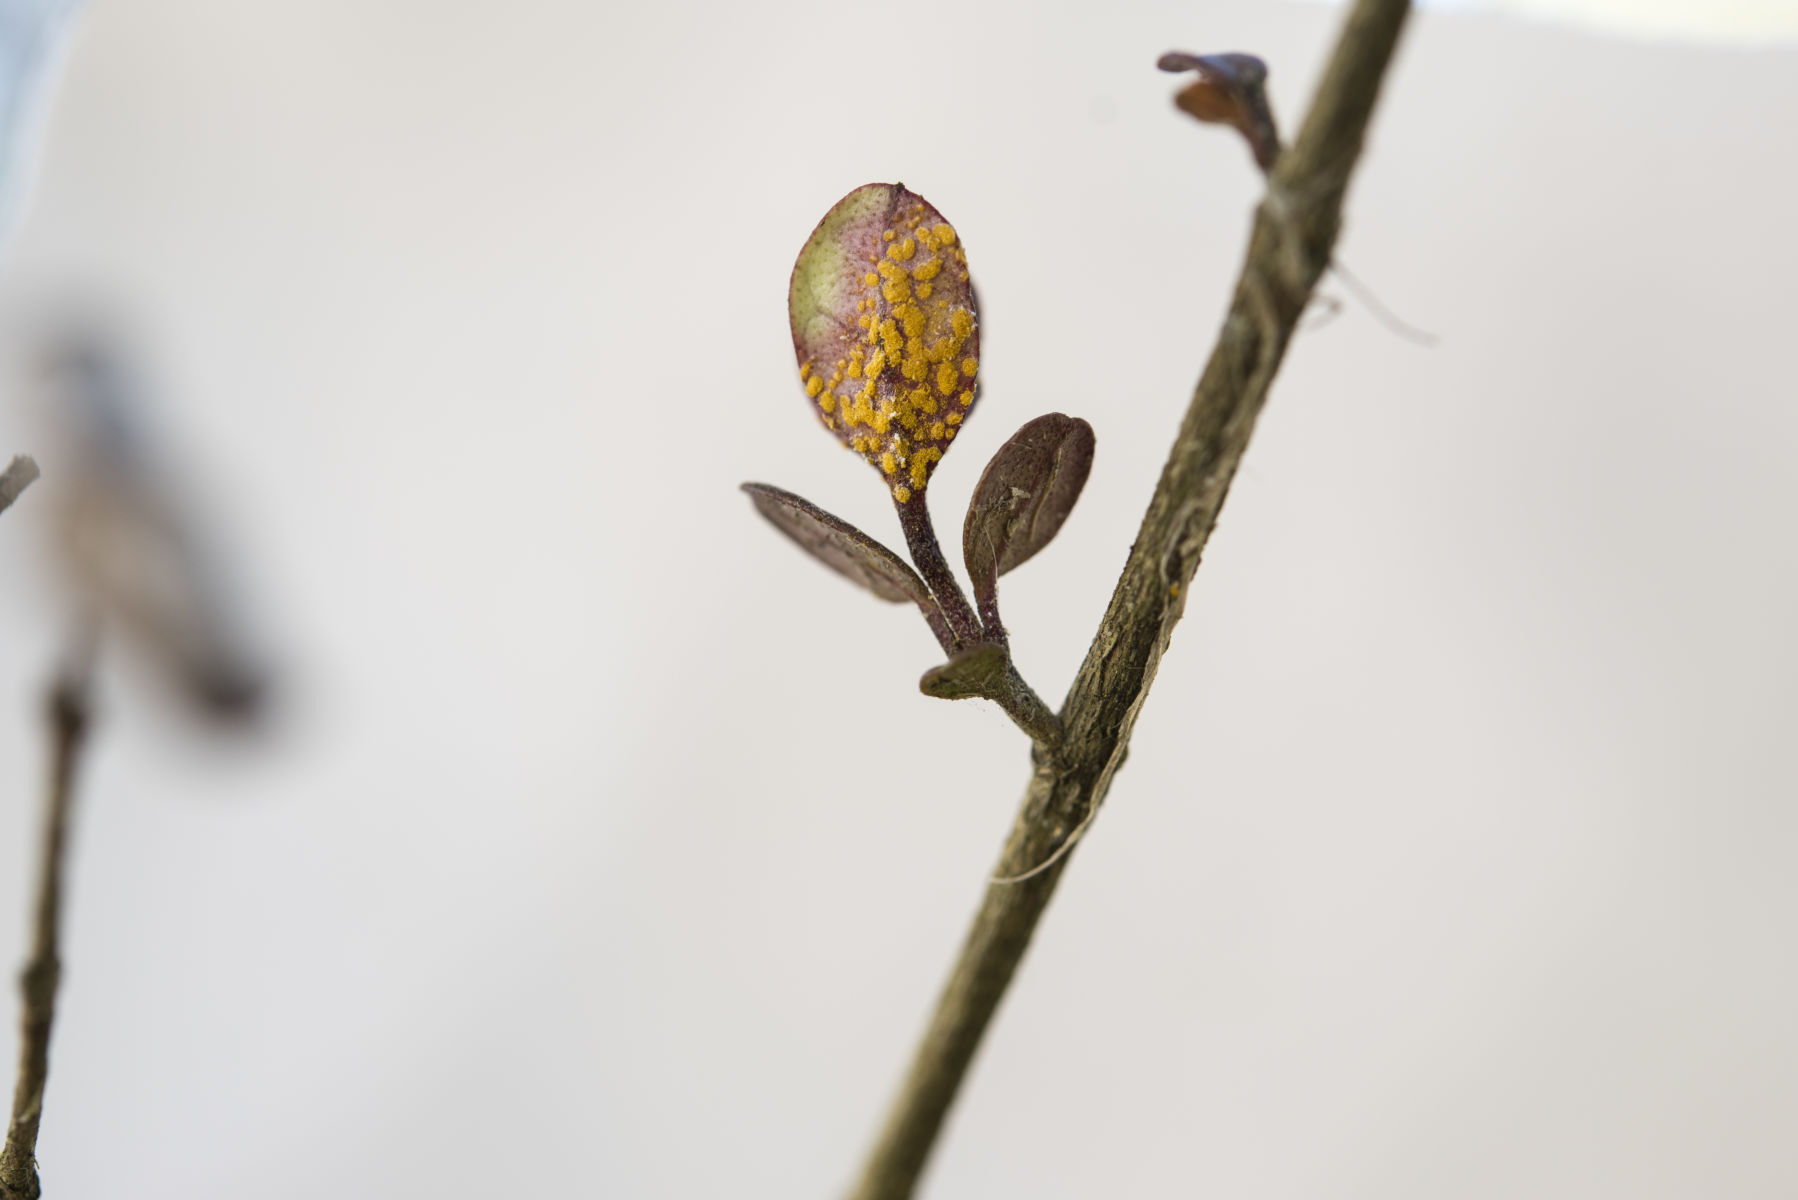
<box><xmin>1157</xmin><ymin>51</ymin><xmax>1281</xmax><ymax>172</ymax></box>
<box><xmin>741</xmin><ymin>482</ymin><xmax>933</xmax><ymax>607</ymax></box>
<box><xmin>919</xmin><ymin>642</ymin><xmax>1009</xmax><ymax>701</ymax></box>
<box><xmin>962</xmin><ymin>414</ymin><xmax>1095</xmax><ymax>622</ymax></box>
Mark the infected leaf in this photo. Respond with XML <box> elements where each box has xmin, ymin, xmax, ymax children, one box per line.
<box><xmin>963</xmin><ymin>413</ymin><xmax>1095</xmax><ymax>621</ymax></box>
<box><xmin>789</xmin><ymin>183</ymin><xmax>980</xmax><ymax>504</ymax></box>
<box><xmin>1157</xmin><ymin>51</ymin><xmax>1281</xmax><ymax>172</ymax></box>
<box><xmin>741</xmin><ymin>482</ymin><xmax>934</xmax><ymax>608</ymax></box>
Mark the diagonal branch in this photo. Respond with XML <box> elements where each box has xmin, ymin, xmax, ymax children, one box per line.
<box><xmin>846</xmin><ymin>1</ymin><xmax>1412</xmax><ymax>1196</ymax></box>
<box><xmin>1</xmin><ymin>664</ymin><xmax>94</xmax><ymax>1200</ymax></box>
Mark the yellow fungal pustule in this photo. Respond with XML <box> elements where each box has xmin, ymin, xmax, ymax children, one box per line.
<box><xmin>909</xmin><ymin>447</ymin><xmax>942</xmax><ymax>490</ymax></box>
<box><xmin>788</xmin><ymin>183</ymin><xmax>980</xmax><ymax>500</ymax></box>
<box><xmin>936</xmin><ymin>361</ymin><xmax>959</xmax><ymax>396</ymax></box>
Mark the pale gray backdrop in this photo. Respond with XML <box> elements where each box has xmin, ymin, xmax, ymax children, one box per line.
<box><xmin>0</xmin><ymin>1</ymin><xmax>1794</xmax><ymax>1197</ymax></box>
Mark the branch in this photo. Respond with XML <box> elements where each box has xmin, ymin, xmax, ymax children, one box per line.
<box><xmin>1</xmin><ymin>666</ymin><xmax>94</xmax><ymax>1200</ymax></box>
<box><xmin>0</xmin><ymin>457</ymin><xmax>38</xmax><ymax>518</ymax></box>
<box><xmin>846</xmin><ymin>2</ymin><xmax>1412</xmax><ymax>1196</ymax></box>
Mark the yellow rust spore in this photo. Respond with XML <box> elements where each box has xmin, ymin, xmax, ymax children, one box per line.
<box><xmin>908</xmin><ymin>447</ymin><xmax>942</xmax><ymax>490</ymax></box>
<box><xmin>935</xmin><ymin>361</ymin><xmax>959</xmax><ymax>396</ymax></box>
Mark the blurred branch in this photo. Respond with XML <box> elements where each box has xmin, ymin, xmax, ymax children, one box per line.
<box><xmin>1</xmin><ymin>661</ymin><xmax>94</xmax><ymax>1200</ymax></box>
<box><xmin>847</xmin><ymin>0</ymin><xmax>1412</xmax><ymax>1195</ymax></box>
<box><xmin>0</xmin><ymin>456</ymin><xmax>38</xmax><ymax>517</ymax></box>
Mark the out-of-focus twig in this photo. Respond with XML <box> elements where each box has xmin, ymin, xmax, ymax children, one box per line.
<box><xmin>0</xmin><ymin>455</ymin><xmax>37</xmax><ymax>517</ymax></box>
<box><xmin>0</xmin><ymin>658</ymin><xmax>94</xmax><ymax>1200</ymax></box>
<box><xmin>42</xmin><ymin>336</ymin><xmax>267</xmax><ymax>720</ymax></box>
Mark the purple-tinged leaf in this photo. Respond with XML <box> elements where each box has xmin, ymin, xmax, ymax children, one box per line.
<box><xmin>962</xmin><ymin>414</ymin><xmax>1095</xmax><ymax>628</ymax></box>
<box><xmin>741</xmin><ymin>482</ymin><xmax>934</xmax><ymax>608</ymax></box>
<box><xmin>789</xmin><ymin>183</ymin><xmax>980</xmax><ymax>504</ymax></box>
<box><xmin>1157</xmin><ymin>51</ymin><xmax>1281</xmax><ymax>172</ymax></box>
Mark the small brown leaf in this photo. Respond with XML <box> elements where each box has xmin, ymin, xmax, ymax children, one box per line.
<box><xmin>741</xmin><ymin>482</ymin><xmax>934</xmax><ymax>608</ymax></box>
<box><xmin>1157</xmin><ymin>51</ymin><xmax>1281</xmax><ymax>172</ymax></box>
<box><xmin>962</xmin><ymin>413</ymin><xmax>1095</xmax><ymax>624</ymax></box>
<box><xmin>919</xmin><ymin>642</ymin><xmax>1009</xmax><ymax>701</ymax></box>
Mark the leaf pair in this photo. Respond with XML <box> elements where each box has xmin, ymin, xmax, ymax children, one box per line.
<box><xmin>741</xmin><ymin>409</ymin><xmax>1091</xmax><ymax>645</ymax></box>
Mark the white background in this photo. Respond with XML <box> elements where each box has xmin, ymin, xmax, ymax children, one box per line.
<box><xmin>0</xmin><ymin>1</ymin><xmax>1795</xmax><ymax>1196</ymax></box>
